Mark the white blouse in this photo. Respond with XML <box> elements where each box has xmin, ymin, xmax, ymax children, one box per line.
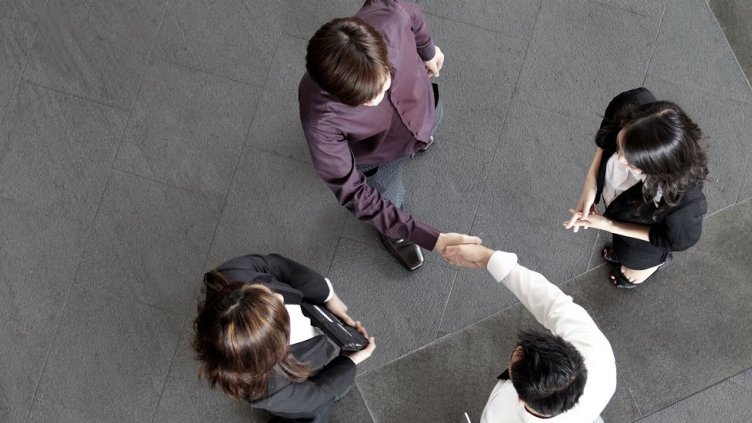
<box><xmin>286</xmin><ymin>278</ymin><xmax>334</xmax><ymax>345</ymax></box>
<box><xmin>602</xmin><ymin>154</ymin><xmax>644</xmax><ymax>207</ymax></box>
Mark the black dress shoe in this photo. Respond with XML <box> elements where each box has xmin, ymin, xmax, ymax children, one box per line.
<box><xmin>379</xmin><ymin>234</ymin><xmax>424</xmax><ymax>271</ymax></box>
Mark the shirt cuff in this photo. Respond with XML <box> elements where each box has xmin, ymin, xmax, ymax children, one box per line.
<box><xmin>407</xmin><ymin>221</ymin><xmax>441</xmax><ymax>250</ymax></box>
<box><xmin>486</xmin><ymin>251</ymin><xmax>519</xmax><ymax>283</ymax></box>
<box><xmin>417</xmin><ymin>40</ymin><xmax>436</xmax><ymax>62</ymax></box>
<box><xmin>323</xmin><ymin>278</ymin><xmax>334</xmax><ymax>302</ymax></box>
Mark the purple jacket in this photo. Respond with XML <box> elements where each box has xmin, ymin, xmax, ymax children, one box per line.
<box><xmin>299</xmin><ymin>0</ymin><xmax>440</xmax><ymax>249</ymax></box>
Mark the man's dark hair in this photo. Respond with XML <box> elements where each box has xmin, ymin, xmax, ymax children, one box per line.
<box><xmin>510</xmin><ymin>330</ymin><xmax>587</xmax><ymax>417</ymax></box>
<box><xmin>306</xmin><ymin>17</ymin><xmax>390</xmax><ymax>106</ymax></box>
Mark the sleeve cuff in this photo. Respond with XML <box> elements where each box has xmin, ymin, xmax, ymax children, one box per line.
<box><xmin>486</xmin><ymin>251</ymin><xmax>518</xmax><ymax>283</ymax></box>
<box><xmin>323</xmin><ymin>278</ymin><xmax>334</xmax><ymax>302</ymax></box>
<box><xmin>408</xmin><ymin>221</ymin><xmax>441</xmax><ymax>250</ymax></box>
<box><xmin>417</xmin><ymin>41</ymin><xmax>436</xmax><ymax>62</ymax></box>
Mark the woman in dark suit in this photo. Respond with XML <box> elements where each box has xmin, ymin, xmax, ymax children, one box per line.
<box><xmin>192</xmin><ymin>254</ymin><xmax>375</xmax><ymax>422</ymax></box>
<box><xmin>564</xmin><ymin>88</ymin><xmax>708</xmax><ymax>288</ymax></box>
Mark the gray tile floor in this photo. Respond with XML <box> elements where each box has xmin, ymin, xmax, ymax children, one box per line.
<box><xmin>1</xmin><ymin>1</ymin><xmax>751</xmax><ymax>422</ymax></box>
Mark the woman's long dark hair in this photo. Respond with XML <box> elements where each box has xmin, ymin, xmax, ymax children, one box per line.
<box><xmin>598</xmin><ymin>100</ymin><xmax>708</xmax><ymax>213</ymax></box>
<box><xmin>192</xmin><ymin>271</ymin><xmax>312</xmax><ymax>401</ymax></box>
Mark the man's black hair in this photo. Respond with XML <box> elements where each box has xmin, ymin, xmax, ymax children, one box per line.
<box><xmin>510</xmin><ymin>330</ymin><xmax>587</xmax><ymax>416</ymax></box>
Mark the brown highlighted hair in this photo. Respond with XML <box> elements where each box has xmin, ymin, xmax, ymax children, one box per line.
<box><xmin>192</xmin><ymin>271</ymin><xmax>312</xmax><ymax>400</ymax></box>
<box><xmin>306</xmin><ymin>17</ymin><xmax>390</xmax><ymax>106</ymax></box>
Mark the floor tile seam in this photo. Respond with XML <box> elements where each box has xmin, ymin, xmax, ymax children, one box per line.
<box><xmin>588</xmin><ymin>0</ymin><xmax>656</xmax><ymax>19</ymax></box>
<box><xmin>243</xmin><ymin>143</ymin><xmax>312</xmax><ymax>167</ymax></box>
<box><xmin>705</xmin><ymin>0</ymin><xmax>752</xmax><ymax>96</ymax></box>
<box><xmin>146</xmin><ymin>54</ymin><xmax>264</xmax><ymax>89</ymax></box>
<box><xmin>17</xmin><ymin>79</ymin><xmax>129</xmax><ymax>112</ymax></box>
<box><xmin>434</xmin><ymin>266</ymin><xmax>460</xmax><ymax>340</ymax></box>
<box><xmin>203</xmin><ymin>34</ymin><xmax>284</xmax><ymax>265</ymax></box>
<box><xmin>644</xmin><ymin>71</ymin><xmax>752</xmax><ymax>106</ymax></box>
<box><xmin>353</xmin><ymin>379</ymin><xmax>378</xmax><ymax>423</ymax></box>
<box><xmin>22</xmin><ymin>168</ymin><xmax>117</xmax><ymax>423</ymax></box>
<box><xmin>421</xmin><ymin>11</ymin><xmax>529</xmax><ymax>45</ymax></box>
<box><xmin>618</xmin><ymin>365</ymin><xmax>645</xmax><ymax>418</ymax></box>
<box><xmin>109</xmin><ymin>165</ymin><xmax>222</xmax><ymax>204</ymax></box>
<box><xmin>640</xmin><ymin>0</ymin><xmax>669</xmax><ymax>86</ymax></box>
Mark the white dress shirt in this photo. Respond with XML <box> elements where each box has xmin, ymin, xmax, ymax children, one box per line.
<box><xmin>480</xmin><ymin>252</ymin><xmax>617</xmax><ymax>423</ymax></box>
<box><xmin>287</xmin><ymin>278</ymin><xmax>334</xmax><ymax>345</ymax></box>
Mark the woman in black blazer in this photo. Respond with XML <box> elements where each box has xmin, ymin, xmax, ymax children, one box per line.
<box><xmin>192</xmin><ymin>254</ymin><xmax>375</xmax><ymax>422</ymax></box>
<box><xmin>565</xmin><ymin>88</ymin><xmax>708</xmax><ymax>288</ymax></box>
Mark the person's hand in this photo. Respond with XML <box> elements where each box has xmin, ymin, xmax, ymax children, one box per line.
<box><xmin>325</xmin><ymin>292</ymin><xmax>355</xmax><ymax>327</ymax></box>
<box><xmin>424</xmin><ymin>46</ymin><xmax>444</xmax><ymax>77</ymax></box>
<box><xmin>443</xmin><ymin>244</ymin><xmax>495</xmax><ymax>268</ymax></box>
<box><xmin>434</xmin><ymin>232</ymin><xmax>482</xmax><ymax>257</ymax></box>
<box><xmin>563</xmin><ymin>209</ymin><xmax>612</xmax><ymax>232</ymax></box>
<box><xmin>343</xmin><ymin>321</ymin><xmax>376</xmax><ymax>365</ymax></box>
<box><xmin>564</xmin><ymin>181</ymin><xmax>597</xmax><ymax>233</ymax></box>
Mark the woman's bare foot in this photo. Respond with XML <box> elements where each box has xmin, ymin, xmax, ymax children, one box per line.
<box><xmin>620</xmin><ymin>264</ymin><xmax>661</xmax><ymax>284</ymax></box>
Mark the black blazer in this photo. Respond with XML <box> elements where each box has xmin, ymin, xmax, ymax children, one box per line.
<box><xmin>214</xmin><ymin>254</ymin><xmax>356</xmax><ymax>422</ymax></box>
<box><xmin>594</xmin><ymin>88</ymin><xmax>707</xmax><ymax>268</ymax></box>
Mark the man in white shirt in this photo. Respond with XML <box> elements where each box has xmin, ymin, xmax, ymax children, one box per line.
<box><xmin>445</xmin><ymin>245</ymin><xmax>617</xmax><ymax>423</ymax></box>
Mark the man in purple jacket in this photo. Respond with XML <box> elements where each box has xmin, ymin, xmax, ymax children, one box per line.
<box><xmin>299</xmin><ymin>0</ymin><xmax>472</xmax><ymax>270</ymax></box>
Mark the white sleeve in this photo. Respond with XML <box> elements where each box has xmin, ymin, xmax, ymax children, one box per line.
<box><xmin>323</xmin><ymin>277</ymin><xmax>334</xmax><ymax>302</ymax></box>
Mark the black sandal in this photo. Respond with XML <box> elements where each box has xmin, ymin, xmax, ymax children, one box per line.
<box><xmin>601</xmin><ymin>245</ymin><xmax>618</xmax><ymax>263</ymax></box>
<box><xmin>609</xmin><ymin>265</ymin><xmax>638</xmax><ymax>289</ymax></box>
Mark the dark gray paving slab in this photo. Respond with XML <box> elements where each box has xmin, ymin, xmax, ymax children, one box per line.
<box><xmin>425</xmin><ymin>13</ymin><xmax>527</xmax><ymax>153</ymax></box>
<box><xmin>358</xmin><ymin>279</ymin><xmax>634</xmax><ymax>422</ymax></box>
<box><xmin>577</xmin><ymin>199</ymin><xmax>752</xmax><ymax>415</ymax></box>
<box><xmin>0</xmin><ymin>198</ymin><xmax>88</xmax><ymax>423</ymax></box>
<box><xmin>326</xmin><ymin>238</ymin><xmax>457</xmax><ymax>373</ymax></box>
<box><xmin>330</xmin><ymin>384</ymin><xmax>374</xmax><ymax>423</ymax></box>
<box><xmin>75</xmin><ymin>170</ymin><xmax>220</xmax><ymax>315</ymax></box>
<box><xmin>740</xmin><ymin>159</ymin><xmax>752</xmax><ymax>203</ymax></box>
<box><xmin>647</xmin><ymin>0</ymin><xmax>752</xmax><ymax>104</ymax></box>
<box><xmin>114</xmin><ymin>59</ymin><xmax>257</xmax><ymax>202</ymax></box>
<box><xmin>636</xmin><ymin>378</ymin><xmax>752</xmax><ymax>423</ymax></box>
<box><xmin>731</xmin><ymin>367</ymin><xmax>752</xmax><ymax>390</ymax></box>
<box><xmin>515</xmin><ymin>0</ymin><xmax>657</xmax><ymax>119</ymax></box>
<box><xmin>24</xmin><ymin>0</ymin><xmax>167</xmax><ymax>108</ymax></box>
<box><xmin>601</xmin><ymin>365</ymin><xmax>643</xmax><ymax>423</ymax></box>
<box><xmin>153</xmin><ymin>327</ymin><xmax>259</xmax><ymax>423</ymax></box>
<box><xmin>0</xmin><ymin>82</ymin><xmax>125</xmax><ymax>224</ymax></box>
<box><xmin>27</xmin><ymin>286</ymin><xmax>183</xmax><ymax>423</ymax></box>
<box><xmin>0</xmin><ymin>18</ymin><xmax>34</xmax><ymax>127</ymax></box>
<box><xmin>419</xmin><ymin>0</ymin><xmax>541</xmax><ymax>41</ymax></box>
<box><xmin>244</xmin><ymin>35</ymin><xmax>310</xmax><ymax>163</ymax></box>
<box><xmin>340</xmin><ymin>138</ymin><xmax>493</xmax><ymax>250</ymax></box>
<box><xmin>0</xmin><ymin>0</ymin><xmax>46</xmax><ymax>24</ymax></box>
<box><xmin>153</xmin><ymin>0</ymin><xmax>280</xmax><ymax>85</ymax></box>
<box><xmin>709</xmin><ymin>0</ymin><xmax>752</xmax><ymax>86</ymax></box>
<box><xmin>592</xmin><ymin>0</ymin><xmax>666</xmax><ymax>18</ymax></box>
<box><xmin>586</xmin><ymin>230</ymin><xmax>608</xmax><ymax>271</ymax></box>
<box><xmin>208</xmin><ymin>148</ymin><xmax>349</xmax><ymax>273</ymax></box>
<box><xmin>645</xmin><ymin>75</ymin><xmax>752</xmax><ymax>214</ymax></box>
<box><xmin>278</xmin><ymin>0</ymin><xmax>361</xmax><ymax>40</ymax></box>
<box><xmin>439</xmin><ymin>100</ymin><xmax>599</xmax><ymax>333</ymax></box>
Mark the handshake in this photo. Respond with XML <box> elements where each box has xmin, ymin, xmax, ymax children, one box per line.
<box><xmin>434</xmin><ymin>232</ymin><xmax>495</xmax><ymax>269</ymax></box>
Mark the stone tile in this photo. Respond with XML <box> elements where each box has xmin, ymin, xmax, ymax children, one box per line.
<box><xmin>153</xmin><ymin>328</ymin><xmax>259</xmax><ymax>423</ymax></box>
<box><xmin>244</xmin><ymin>35</ymin><xmax>310</xmax><ymax>163</ymax></box>
<box><xmin>278</xmin><ymin>0</ymin><xmax>362</xmax><ymax>40</ymax></box>
<box><xmin>708</xmin><ymin>0</ymin><xmax>752</xmax><ymax>85</ymax></box>
<box><xmin>515</xmin><ymin>0</ymin><xmax>658</xmax><ymax>119</ymax></box>
<box><xmin>426</xmin><ymin>14</ymin><xmax>527</xmax><ymax>152</ymax></box>
<box><xmin>326</xmin><ymin>238</ymin><xmax>457</xmax><ymax>373</ymax></box>
<box><xmin>0</xmin><ymin>0</ymin><xmax>46</xmax><ymax>24</ymax></box>
<box><xmin>0</xmin><ymin>198</ymin><xmax>88</xmax><ymax>423</ymax></box>
<box><xmin>24</xmin><ymin>0</ymin><xmax>167</xmax><ymax>108</ymax></box>
<box><xmin>419</xmin><ymin>0</ymin><xmax>541</xmax><ymax>40</ymax></box>
<box><xmin>644</xmin><ymin>75</ymin><xmax>752</xmax><ymax>213</ymax></box>
<box><xmin>340</xmin><ymin>140</ymin><xmax>493</xmax><ymax>249</ymax></box>
<box><xmin>0</xmin><ymin>18</ymin><xmax>34</xmax><ymax>127</ymax></box>
<box><xmin>27</xmin><ymin>286</ymin><xmax>183</xmax><ymax>423</ymax></box>
<box><xmin>635</xmin><ymin>379</ymin><xmax>752</xmax><ymax>423</ymax></box>
<box><xmin>0</xmin><ymin>83</ymin><xmax>126</xmax><ymax>224</ymax></box>
<box><xmin>731</xmin><ymin>367</ymin><xmax>752</xmax><ymax>390</ymax></box>
<box><xmin>208</xmin><ymin>148</ymin><xmax>349</xmax><ymax>273</ymax></box>
<box><xmin>440</xmin><ymin>100</ymin><xmax>600</xmax><ymax>333</ymax></box>
<box><xmin>154</xmin><ymin>0</ymin><xmax>280</xmax><ymax>85</ymax></box>
<box><xmin>576</xmin><ymin>200</ymin><xmax>752</xmax><ymax>414</ymax></box>
<box><xmin>592</xmin><ymin>0</ymin><xmax>666</xmax><ymax>18</ymax></box>
<box><xmin>74</xmin><ymin>170</ymin><xmax>220</xmax><ymax>315</ymax></box>
<box><xmin>358</xmin><ymin>280</ymin><xmax>627</xmax><ymax>422</ymax></box>
<box><xmin>601</xmin><ymin>365</ymin><xmax>643</xmax><ymax>423</ymax></box>
<box><xmin>114</xmin><ymin>59</ymin><xmax>258</xmax><ymax>201</ymax></box>
<box><xmin>586</xmin><ymin>230</ymin><xmax>608</xmax><ymax>271</ymax></box>
<box><xmin>740</xmin><ymin>167</ymin><xmax>752</xmax><ymax>203</ymax></box>
<box><xmin>331</xmin><ymin>384</ymin><xmax>374</xmax><ymax>423</ymax></box>
<box><xmin>647</xmin><ymin>0</ymin><xmax>752</xmax><ymax>104</ymax></box>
